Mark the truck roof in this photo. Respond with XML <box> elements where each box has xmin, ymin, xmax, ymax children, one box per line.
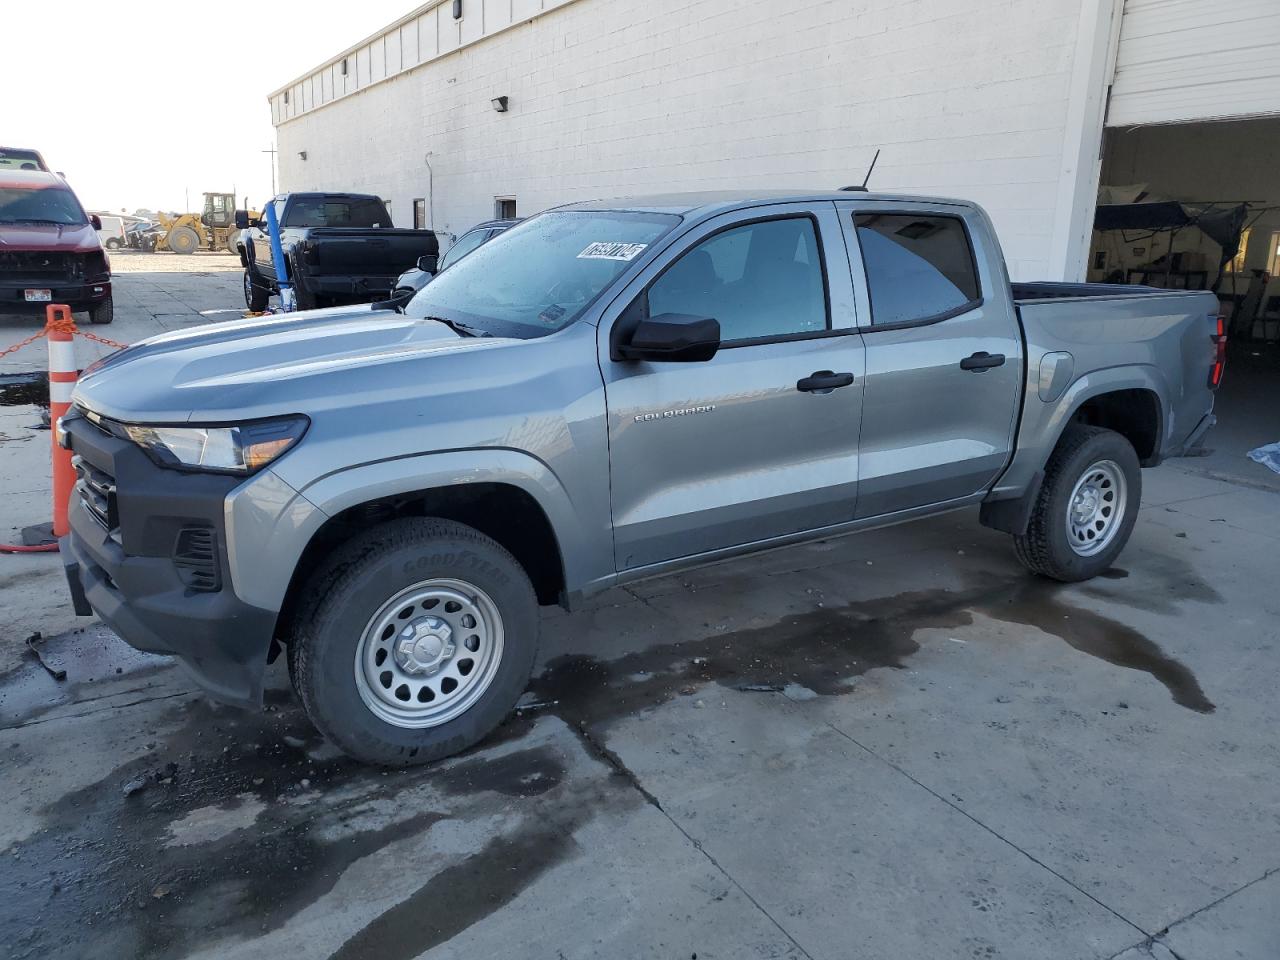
<box><xmin>275</xmin><ymin>192</ymin><xmax>384</xmax><ymax>201</ymax></box>
<box><xmin>0</xmin><ymin>169</ymin><xmax>69</xmax><ymax>191</ymax></box>
<box><xmin>555</xmin><ymin>189</ymin><xmax>973</xmax><ymax>217</ymax></box>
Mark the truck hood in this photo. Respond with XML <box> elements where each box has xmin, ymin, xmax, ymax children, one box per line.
<box><xmin>0</xmin><ymin>222</ymin><xmax>101</xmax><ymax>253</ymax></box>
<box><xmin>74</xmin><ymin>304</ymin><xmax>519</xmax><ymax>423</ymax></box>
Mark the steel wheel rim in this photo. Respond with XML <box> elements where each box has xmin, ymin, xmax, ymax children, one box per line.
<box><xmin>354</xmin><ymin>578</ymin><xmax>504</xmax><ymax>729</ymax></box>
<box><xmin>243</xmin><ymin>271</ymin><xmax>253</xmax><ymax>305</ymax></box>
<box><xmin>1065</xmin><ymin>459</ymin><xmax>1126</xmax><ymax>557</ymax></box>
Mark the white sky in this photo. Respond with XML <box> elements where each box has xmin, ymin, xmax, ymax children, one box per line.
<box><xmin>5</xmin><ymin>0</ymin><xmax>415</xmax><ymax>215</ymax></box>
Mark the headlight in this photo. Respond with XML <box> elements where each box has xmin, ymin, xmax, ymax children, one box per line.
<box><xmin>123</xmin><ymin>415</ymin><xmax>309</xmax><ymax>474</ymax></box>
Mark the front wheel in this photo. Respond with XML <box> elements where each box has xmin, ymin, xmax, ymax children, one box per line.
<box><xmin>243</xmin><ymin>267</ymin><xmax>269</xmax><ymax>311</ymax></box>
<box><xmin>1013</xmin><ymin>425</ymin><xmax>1141</xmax><ymax>582</ymax></box>
<box><xmin>87</xmin><ymin>294</ymin><xmax>114</xmax><ymax>325</ymax></box>
<box><xmin>289</xmin><ymin>518</ymin><xmax>539</xmax><ymax>766</ymax></box>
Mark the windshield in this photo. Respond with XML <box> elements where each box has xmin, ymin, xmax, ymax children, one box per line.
<box><xmin>284</xmin><ymin>197</ymin><xmax>390</xmax><ymax>228</ymax></box>
<box><xmin>406</xmin><ymin>210</ymin><xmax>679</xmax><ymax>338</ymax></box>
<box><xmin>0</xmin><ymin>186</ymin><xmax>87</xmax><ymax>225</ymax></box>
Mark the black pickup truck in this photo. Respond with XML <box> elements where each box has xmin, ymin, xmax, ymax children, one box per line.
<box><xmin>233</xmin><ymin>193</ymin><xmax>438</xmax><ymax>311</ymax></box>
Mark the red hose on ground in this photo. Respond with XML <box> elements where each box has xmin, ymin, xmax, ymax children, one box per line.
<box><xmin>0</xmin><ymin>543</ymin><xmax>58</xmax><ymax>553</ymax></box>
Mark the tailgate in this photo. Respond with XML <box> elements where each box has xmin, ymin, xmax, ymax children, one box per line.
<box><xmin>304</xmin><ymin>229</ymin><xmax>437</xmax><ymax>278</ymax></box>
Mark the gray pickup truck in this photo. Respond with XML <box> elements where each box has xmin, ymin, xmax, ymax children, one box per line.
<box><xmin>59</xmin><ymin>190</ymin><xmax>1224</xmax><ymax>765</ymax></box>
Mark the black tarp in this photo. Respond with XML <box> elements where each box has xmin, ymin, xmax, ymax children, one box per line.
<box><xmin>1093</xmin><ymin>200</ymin><xmax>1250</xmax><ymax>291</ymax></box>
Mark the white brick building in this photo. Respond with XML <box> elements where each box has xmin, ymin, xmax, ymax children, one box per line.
<box><xmin>269</xmin><ymin>0</ymin><xmax>1280</xmax><ymax>282</ymax></box>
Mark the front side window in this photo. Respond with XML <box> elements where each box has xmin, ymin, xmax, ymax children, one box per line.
<box><xmin>0</xmin><ymin>187</ymin><xmax>87</xmax><ymax>225</ymax></box>
<box><xmin>855</xmin><ymin>213</ymin><xmax>980</xmax><ymax>325</ymax></box>
<box><xmin>407</xmin><ymin>210</ymin><xmax>679</xmax><ymax>339</ymax></box>
<box><xmin>284</xmin><ymin>197</ymin><xmax>390</xmax><ymax>228</ymax></box>
<box><xmin>439</xmin><ymin>228</ymin><xmax>489</xmax><ymax>270</ymax></box>
<box><xmin>647</xmin><ymin>216</ymin><xmax>827</xmax><ymax>342</ymax></box>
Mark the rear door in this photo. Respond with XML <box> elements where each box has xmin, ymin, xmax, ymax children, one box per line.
<box><xmin>600</xmin><ymin>202</ymin><xmax>865</xmax><ymax>571</ymax></box>
<box><xmin>835</xmin><ymin>201</ymin><xmax>1022</xmax><ymax>518</ymax></box>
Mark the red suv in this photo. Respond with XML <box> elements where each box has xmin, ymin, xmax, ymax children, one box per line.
<box><xmin>0</xmin><ymin>170</ymin><xmax>113</xmax><ymax>324</ymax></box>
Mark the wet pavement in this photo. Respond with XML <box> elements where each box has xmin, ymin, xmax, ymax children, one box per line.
<box><xmin>1</xmin><ymin>264</ymin><xmax>1278</xmax><ymax>959</ymax></box>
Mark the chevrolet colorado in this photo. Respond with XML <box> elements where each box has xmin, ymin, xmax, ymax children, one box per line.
<box><xmin>60</xmin><ymin>191</ymin><xmax>1223</xmax><ymax>765</ymax></box>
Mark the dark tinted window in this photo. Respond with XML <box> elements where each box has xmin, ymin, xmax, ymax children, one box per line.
<box><xmin>0</xmin><ymin>187</ymin><xmax>87</xmax><ymax>225</ymax></box>
<box><xmin>284</xmin><ymin>197</ymin><xmax>390</xmax><ymax>228</ymax></box>
<box><xmin>854</xmin><ymin>214</ymin><xmax>979</xmax><ymax>325</ymax></box>
<box><xmin>648</xmin><ymin>216</ymin><xmax>827</xmax><ymax>342</ymax></box>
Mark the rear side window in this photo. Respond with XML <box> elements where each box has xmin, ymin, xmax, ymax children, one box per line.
<box><xmin>648</xmin><ymin>216</ymin><xmax>828</xmax><ymax>343</ymax></box>
<box><xmin>854</xmin><ymin>214</ymin><xmax>980</xmax><ymax>325</ymax></box>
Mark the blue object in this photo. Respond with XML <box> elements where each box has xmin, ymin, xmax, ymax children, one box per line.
<box><xmin>1247</xmin><ymin>442</ymin><xmax>1280</xmax><ymax>475</ymax></box>
<box><xmin>264</xmin><ymin>201</ymin><xmax>296</xmax><ymax>311</ymax></box>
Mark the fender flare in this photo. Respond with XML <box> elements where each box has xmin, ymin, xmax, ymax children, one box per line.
<box><xmin>981</xmin><ymin>364</ymin><xmax>1170</xmax><ymax>534</ymax></box>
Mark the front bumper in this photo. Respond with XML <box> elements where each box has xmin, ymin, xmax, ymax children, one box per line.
<box><xmin>1</xmin><ymin>278</ymin><xmax>111</xmax><ymax>313</ymax></box>
<box><xmin>61</xmin><ymin>415</ymin><xmax>277</xmax><ymax>707</ymax></box>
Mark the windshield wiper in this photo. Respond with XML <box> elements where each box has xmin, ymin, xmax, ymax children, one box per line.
<box><xmin>422</xmin><ymin>315</ymin><xmax>491</xmax><ymax>338</ymax></box>
<box><xmin>8</xmin><ymin>218</ymin><xmax>73</xmax><ymax>225</ymax></box>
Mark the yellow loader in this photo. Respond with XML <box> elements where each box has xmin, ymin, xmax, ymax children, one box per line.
<box><xmin>155</xmin><ymin>192</ymin><xmax>260</xmax><ymax>255</ymax></box>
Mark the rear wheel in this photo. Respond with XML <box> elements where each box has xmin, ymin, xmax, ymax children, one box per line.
<box><xmin>243</xmin><ymin>267</ymin><xmax>269</xmax><ymax>311</ymax></box>
<box><xmin>1014</xmin><ymin>425</ymin><xmax>1141</xmax><ymax>581</ymax></box>
<box><xmin>166</xmin><ymin>225</ymin><xmax>201</xmax><ymax>255</ymax></box>
<box><xmin>289</xmin><ymin>518</ymin><xmax>539</xmax><ymax>766</ymax></box>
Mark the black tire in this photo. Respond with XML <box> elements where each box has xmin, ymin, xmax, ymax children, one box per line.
<box><xmin>1013</xmin><ymin>425</ymin><xmax>1141</xmax><ymax>582</ymax></box>
<box><xmin>88</xmin><ymin>294</ymin><xmax>113</xmax><ymax>325</ymax></box>
<box><xmin>243</xmin><ymin>267</ymin><xmax>269</xmax><ymax>311</ymax></box>
<box><xmin>289</xmin><ymin>518</ymin><xmax>539</xmax><ymax>767</ymax></box>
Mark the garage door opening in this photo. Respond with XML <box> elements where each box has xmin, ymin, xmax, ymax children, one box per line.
<box><xmin>1089</xmin><ymin>116</ymin><xmax>1280</xmax><ymax>489</ymax></box>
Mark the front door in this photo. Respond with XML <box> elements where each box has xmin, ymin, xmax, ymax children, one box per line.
<box><xmin>253</xmin><ymin>198</ymin><xmax>286</xmax><ymax>282</ymax></box>
<box><xmin>836</xmin><ymin>202</ymin><xmax>1023</xmax><ymax>518</ymax></box>
<box><xmin>601</xmin><ymin>204</ymin><xmax>866</xmax><ymax>571</ymax></box>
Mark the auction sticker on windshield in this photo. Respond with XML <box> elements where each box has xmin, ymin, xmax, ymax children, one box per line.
<box><xmin>577</xmin><ymin>241</ymin><xmax>647</xmax><ymax>261</ymax></box>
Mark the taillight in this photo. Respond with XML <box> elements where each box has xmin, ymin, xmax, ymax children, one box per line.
<box><xmin>1208</xmin><ymin>313</ymin><xmax>1227</xmax><ymax>390</ymax></box>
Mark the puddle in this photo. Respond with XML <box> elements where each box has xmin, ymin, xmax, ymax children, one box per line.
<box><xmin>329</xmin><ymin>821</ymin><xmax>575</xmax><ymax>960</ymax></box>
<box><xmin>530</xmin><ymin>566</ymin><xmax>1217</xmax><ymax>725</ymax></box>
<box><xmin>0</xmin><ymin>372</ymin><xmax>48</xmax><ymax>407</ymax></box>
<box><xmin>0</xmin><ymin>696</ymin><xmax>577</xmax><ymax>960</ymax></box>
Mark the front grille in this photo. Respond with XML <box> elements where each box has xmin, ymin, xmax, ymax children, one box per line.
<box><xmin>74</xmin><ymin>457</ymin><xmax>117</xmax><ymax>532</ymax></box>
<box><xmin>173</xmin><ymin>526</ymin><xmax>220</xmax><ymax>592</ymax></box>
<box><xmin>0</xmin><ymin>251</ymin><xmax>84</xmax><ymax>280</ymax></box>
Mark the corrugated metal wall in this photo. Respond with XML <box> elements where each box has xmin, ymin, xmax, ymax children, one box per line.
<box><xmin>1108</xmin><ymin>0</ymin><xmax>1280</xmax><ymax>126</ymax></box>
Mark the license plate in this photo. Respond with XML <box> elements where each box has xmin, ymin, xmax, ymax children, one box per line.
<box><xmin>24</xmin><ymin>289</ymin><xmax>52</xmax><ymax>302</ymax></box>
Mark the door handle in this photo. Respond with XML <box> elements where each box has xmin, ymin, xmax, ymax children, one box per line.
<box><xmin>960</xmin><ymin>351</ymin><xmax>1006</xmax><ymax>371</ymax></box>
<box><xmin>796</xmin><ymin>370</ymin><xmax>855</xmax><ymax>393</ymax></box>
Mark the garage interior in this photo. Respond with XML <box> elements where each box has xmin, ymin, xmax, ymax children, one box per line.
<box><xmin>1089</xmin><ymin>116</ymin><xmax>1280</xmax><ymax>489</ymax></box>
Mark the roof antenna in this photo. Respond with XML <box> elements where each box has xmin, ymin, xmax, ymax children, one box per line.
<box><xmin>840</xmin><ymin>149</ymin><xmax>881</xmax><ymax>192</ymax></box>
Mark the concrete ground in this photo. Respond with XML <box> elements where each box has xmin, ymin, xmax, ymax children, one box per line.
<box><xmin>1</xmin><ymin>259</ymin><xmax>1278</xmax><ymax>960</ymax></box>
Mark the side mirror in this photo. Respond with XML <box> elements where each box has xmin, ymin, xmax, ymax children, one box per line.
<box><xmin>417</xmin><ymin>254</ymin><xmax>439</xmax><ymax>273</ymax></box>
<box><xmin>234</xmin><ymin>210</ymin><xmax>250</xmax><ymax>230</ymax></box>
<box><xmin>89</xmin><ymin>214</ymin><xmax>102</xmax><ymax>230</ymax></box>
<box><xmin>618</xmin><ymin>313</ymin><xmax>720</xmax><ymax>362</ymax></box>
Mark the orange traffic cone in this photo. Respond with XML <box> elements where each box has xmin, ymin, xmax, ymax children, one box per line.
<box><xmin>46</xmin><ymin>304</ymin><xmax>78</xmax><ymax>538</ymax></box>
